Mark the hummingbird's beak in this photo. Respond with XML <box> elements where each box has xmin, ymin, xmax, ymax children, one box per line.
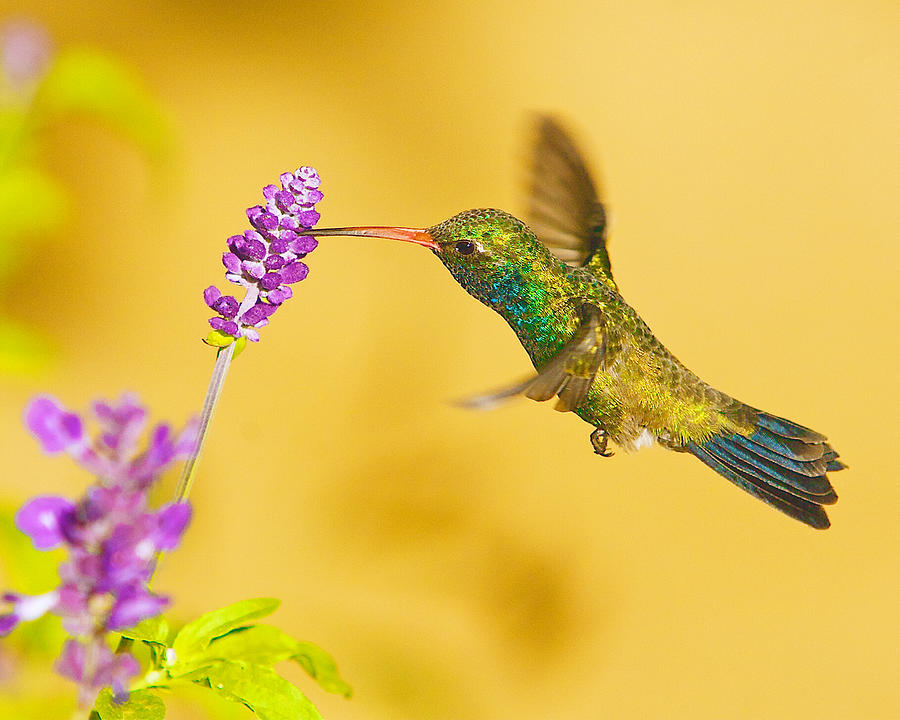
<box><xmin>304</xmin><ymin>226</ymin><xmax>439</xmax><ymax>250</ymax></box>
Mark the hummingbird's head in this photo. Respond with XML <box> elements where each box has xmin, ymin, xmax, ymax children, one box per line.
<box><xmin>306</xmin><ymin>209</ymin><xmax>562</xmax><ymax>310</ymax></box>
<box><xmin>425</xmin><ymin>208</ymin><xmax>558</xmax><ymax>306</ymax></box>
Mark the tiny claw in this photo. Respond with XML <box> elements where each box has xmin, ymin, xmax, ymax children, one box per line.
<box><xmin>590</xmin><ymin>427</ymin><xmax>614</xmax><ymax>457</ymax></box>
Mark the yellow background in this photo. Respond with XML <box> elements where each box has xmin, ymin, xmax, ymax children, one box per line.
<box><xmin>1</xmin><ymin>1</ymin><xmax>898</xmax><ymax>718</ymax></box>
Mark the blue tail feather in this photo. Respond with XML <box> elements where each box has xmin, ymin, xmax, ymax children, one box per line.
<box><xmin>686</xmin><ymin>411</ymin><xmax>843</xmax><ymax>529</ymax></box>
<box><xmin>729</xmin><ymin>433</ymin><xmax>827</xmax><ymax>477</ymax></box>
<box><xmin>756</xmin><ymin>413</ymin><xmax>827</xmax><ymax>443</ymax></box>
<box><xmin>688</xmin><ymin>443</ymin><xmax>831</xmax><ymax>529</ymax></box>
<box><xmin>706</xmin><ymin>437</ymin><xmax>836</xmax><ymax>504</ymax></box>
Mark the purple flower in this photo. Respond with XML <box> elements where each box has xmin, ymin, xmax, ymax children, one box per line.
<box><xmin>56</xmin><ymin>639</ymin><xmax>141</xmax><ymax>705</ymax></box>
<box><xmin>15</xmin><ymin>496</ymin><xmax>75</xmax><ymax>550</ymax></box>
<box><xmin>0</xmin><ymin>590</ymin><xmax>59</xmax><ymax>634</ymax></box>
<box><xmin>1</xmin><ymin>20</ymin><xmax>53</xmax><ymax>90</ymax></box>
<box><xmin>204</xmin><ymin>166</ymin><xmax>322</xmax><ymax>344</ymax></box>
<box><xmin>3</xmin><ymin>393</ymin><xmax>198</xmax><ymax>703</ymax></box>
<box><xmin>25</xmin><ymin>396</ymin><xmax>86</xmax><ymax>454</ymax></box>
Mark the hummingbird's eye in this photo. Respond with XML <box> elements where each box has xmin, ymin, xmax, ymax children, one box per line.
<box><xmin>455</xmin><ymin>240</ymin><xmax>476</xmax><ymax>255</ymax></box>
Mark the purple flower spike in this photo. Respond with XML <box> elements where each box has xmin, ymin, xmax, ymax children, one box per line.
<box><xmin>204</xmin><ymin>167</ymin><xmax>322</xmax><ymax>343</ymax></box>
<box><xmin>4</xmin><ymin>393</ymin><xmax>198</xmax><ymax>702</ymax></box>
<box><xmin>16</xmin><ymin>496</ymin><xmax>75</xmax><ymax>550</ymax></box>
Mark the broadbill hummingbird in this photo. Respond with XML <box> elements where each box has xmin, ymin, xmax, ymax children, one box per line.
<box><xmin>308</xmin><ymin>117</ymin><xmax>844</xmax><ymax>529</ymax></box>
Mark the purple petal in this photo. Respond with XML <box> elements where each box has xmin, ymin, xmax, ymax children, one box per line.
<box><xmin>273</xmin><ymin>189</ymin><xmax>295</xmax><ymax>212</ymax></box>
<box><xmin>222</xmin><ymin>252</ymin><xmax>241</xmax><ymax>273</ymax></box>
<box><xmin>133</xmin><ymin>424</ymin><xmax>175</xmax><ymax>478</ymax></box>
<box><xmin>203</xmin><ymin>286</ymin><xmax>221</xmax><ymax>308</ymax></box>
<box><xmin>232</xmin><ymin>234</ymin><xmax>266</xmax><ymax>261</ymax></box>
<box><xmin>0</xmin><ymin>614</ymin><xmax>19</xmax><ymax>635</ymax></box>
<box><xmin>280</xmin><ymin>261</ymin><xmax>309</xmax><ymax>284</ymax></box>
<box><xmin>240</xmin><ymin>303</ymin><xmax>277</xmax><ymax>326</ymax></box>
<box><xmin>93</xmin><ymin>393</ymin><xmax>147</xmax><ymax>459</ymax></box>
<box><xmin>297</xmin><ymin>166</ymin><xmax>320</xmax><ymax>188</ymax></box>
<box><xmin>262</xmin><ymin>184</ymin><xmax>279</xmax><ymax>201</ymax></box>
<box><xmin>25</xmin><ymin>396</ymin><xmax>85</xmax><ymax>454</ymax></box>
<box><xmin>265</xmin><ymin>286</ymin><xmax>292</xmax><ymax>304</ymax></box>
<box><xmin>264</xmin><ymin>255</ymin><xmax>287</xmax><ymax>270</ymax></box>
<box><xmin>296</xmin><ymin>209</ymin><xmax>320</xmax><ymax>228</ymax></box>
<box><xmin>154</xmin><ymin>503</ymin><xmax>192</xmax><ymax>550</ymax></box>
<box><xmin>259</xmin><ymin>272</ymin><xmax>282</xmax><ymax>291</ymax></box>
<box><xmin>108</xmin><ymin>587</ymin><xmax>167</xmax><ymax>630</ymax></box>
<box><xmin>242</xmin><ymin>260</ymin><xmax>265</xmax><ymax>280</ymax></box>
<box><xmin>2</xmin><ymin>20</ymin><xmax>54</xmax><ymax>88</ymax></box>
<box><xmin>211</xmin><ymin>295</ymin><xmax>239</xmax><ymax>319</ymax></box>
<box><xmin>295</xmin><ymin>188</ymin><xmax>324</xmax><ymax>207</ymax></box>
<box><xmin>249</xmin><ymin>209</ymin><xmax>279</xmax><ymax>232</ymax></box>
<box><xmin>109</xmin><ymin>653</ymin><xmax>141</xmax><ymax>703</ymax></box>
<box><xmin>280</xmin><ymin>215</ymin><xmax>299</xmax><ymax>231</ymax></box>
<box><xmin>173</xmin><ymin>417</ymin><xmax>199</xmax><ymax>458</ymax></box>
<box><xmin>1</xmin><ymin>591</ymin><xmax>58</xmax><ymax>632</ymax></box>
<box><xmin>269</xmin><ymin>237</ymin><xmax>289</xmax><ymax>254</ymax></box>
<box><xmin>56</xmin><ymin>639</ymin><xmax>87</xmax><ymax>682</ymax></box>
<box><xmin>291</xmin><ymin>236</ymin><xmax>318</xmax><ymax>255</ymax></box>
<box><xmin>15</xmin><ymin>496</ymin><xmax>75</xmax><ymax>550</ymax></box>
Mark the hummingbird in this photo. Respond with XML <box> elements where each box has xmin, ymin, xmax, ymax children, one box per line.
<box><xmin>308</xmin><ymin>116</ymin><xmax>845</xmax><ymax>529</ymax></box>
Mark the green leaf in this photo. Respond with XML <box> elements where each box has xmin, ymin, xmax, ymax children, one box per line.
<box><xmin>93</xmin><ymin>688</ymin><xmax>165</xmax><ymax>719</ymax></box>
<box><xmin>204</xmin><ymin>329</ymin><xmax>235</xmax><ymax>348</ymax></box>
<box><xmin>194</xmin><ymin>661</ymin><xmax>322</xmax><ymax>720</ymax></box>
<box><xmin>293</xmin><ymin>641</ymin><xmax>353</xmax><ymax>699</ymax></box>
<box><xmin>179</xmin><ymin>624</ymin><xmax>298</xmax><ymax>672</ymax></box>
<box><xmin>172</xmin><ymin>598</ymin><xmax>280</xmax><ymax>660</ymax></box>
<box><xmin>120</xmin><ymin>615</ymin><xmax>169</xmax><ymax>646</ymax></box>
<box><xmin>34</xmin><ymin>49</ymin><xmax>172</xmax><ymax>161</ymax></box>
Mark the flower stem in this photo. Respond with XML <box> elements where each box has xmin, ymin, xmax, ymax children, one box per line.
<box><xmin>174</xmin><ymin>342</ymin><xmax>236</xmax><ymax>504</ymax></box>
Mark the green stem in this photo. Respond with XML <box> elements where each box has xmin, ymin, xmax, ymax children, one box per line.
<box><xmin>146</xmin><ymin>341</ymin><xmax>235</xmax><ymax>583</ymax></box>
<box><xmin>174</xmin><ymin>342</ymin><xmax>236</xmax><ymax>504</ymax></box>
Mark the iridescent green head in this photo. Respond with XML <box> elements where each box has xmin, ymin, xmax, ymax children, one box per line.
<box><xmin>426</xmin><ymin>208</ymin><xmax>562</xmax><ymax>309</ymax></box>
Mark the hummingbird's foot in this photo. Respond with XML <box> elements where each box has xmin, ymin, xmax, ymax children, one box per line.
<box><xmin>590</xmin><ymin>427</ymin><xmax>614</xmax><ymax>457</ymax></box>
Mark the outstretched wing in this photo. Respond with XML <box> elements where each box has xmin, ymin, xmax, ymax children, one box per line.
<box><xmin>527</xmin><ymin>115</ymin><xmax>615</xmax><ymax>288</ymax></box>
<box><xmin>458</xmin><ymin>303</ymin><xmax>607</xmax><ymax>413</ymax></box>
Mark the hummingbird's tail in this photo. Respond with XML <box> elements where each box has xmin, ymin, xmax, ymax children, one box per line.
<box><xmin>686</xmin><ymin>412</ymin><xmax>845</xmax><ymax>529</ymax></box>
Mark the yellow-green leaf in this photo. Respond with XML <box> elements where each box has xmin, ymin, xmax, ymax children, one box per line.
<box><xmin>293</xmin><ymin>641</ymin><xmax>353</xmax><ymax>698</ymax></box>
<box><xmin>204</xmin><ymin>329</ymin><xmax>235</xmax><ymax>348</ymax></box>
<box><xmin>120</xmin><ymin>615</ymin><xmax>169</xmax><ymax>646</ymax></box>
<box><xmin>195</xmin><ymin>661</ymin><xmax>321</xmax><ymax>720</ymax></box>
<box><xmin>172</xmin><ymin>598</ymin><xmax>280</xmax><ymax>661</ymax></box>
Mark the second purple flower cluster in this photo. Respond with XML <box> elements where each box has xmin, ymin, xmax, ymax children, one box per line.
<box><xmin>204</xmin><ymin>166</ymin><xmax>323</xmax><ymax>343</ymax></box>
<box><xmin>1</xmin><ymin>394</ymin><xmax>197</xmax><ymax>702</ymax></box>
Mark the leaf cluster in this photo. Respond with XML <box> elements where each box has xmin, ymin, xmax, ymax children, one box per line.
<box><xmin>92</xmin><ymin>598</ymin><xmax>351</xmax><ymax>720</ymax></box>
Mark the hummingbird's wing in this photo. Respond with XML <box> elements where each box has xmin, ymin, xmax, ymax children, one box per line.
<box><xmin>457</xmin><ymin>303</ymin><xmax>607</xmax><ymax>413</ymax></box>
<box><xmin>527</xmin><ymin>116</ymin><xmax>615</xmax><ymax>289</ymax></box>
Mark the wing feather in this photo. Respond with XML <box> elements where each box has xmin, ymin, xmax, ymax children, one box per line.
<box><xmin>527</xmin><ymin>115</ymin><xmax>614</xmax><ymax>286</ymax></box>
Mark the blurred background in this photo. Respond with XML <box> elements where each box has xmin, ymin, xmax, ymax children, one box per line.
<box><xmin>0</xmin><ymin>0</ymin><xmax>897</xmax><ymax>718</ymax></box>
